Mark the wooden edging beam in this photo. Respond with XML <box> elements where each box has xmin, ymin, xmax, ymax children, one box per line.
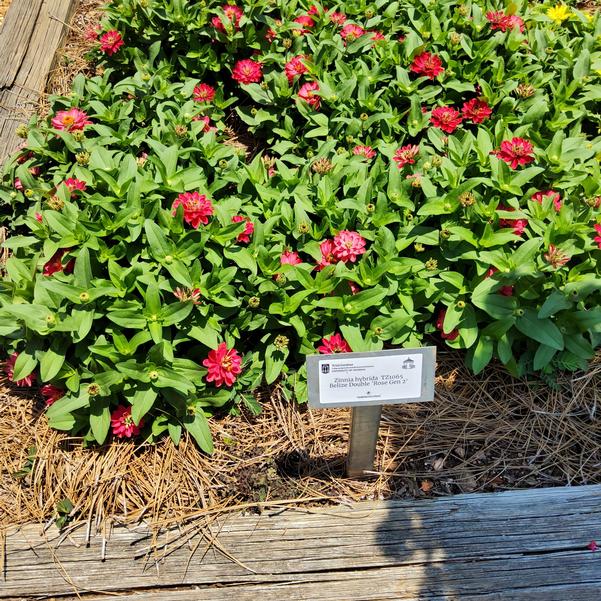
<box><xmin>0</xmin><ymin>0</ymin><xmax>78</xmax><ymax>163</ymax></box>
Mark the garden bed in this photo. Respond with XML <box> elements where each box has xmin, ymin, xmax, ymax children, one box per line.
<box><xmin>1</xmin><ymin>0</ymin><xmax>601</xmax><ymax>542</ymax></box>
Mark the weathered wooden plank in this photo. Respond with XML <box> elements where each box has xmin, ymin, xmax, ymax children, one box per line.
<box><xmin>3</xmin><ymin>485</ymin><xmax>601</xmax><ymax>599</ymax></box>
<box><xmin>0</xmin><ymin>0</ymin><xmax>78</xmax><ymax>161</ymax></box>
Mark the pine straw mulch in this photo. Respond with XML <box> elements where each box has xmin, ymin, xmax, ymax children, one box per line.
<box><xmin>2</xmin><ymin>351</ymin><xmax>600</xmax><ymax>550</ymax></box>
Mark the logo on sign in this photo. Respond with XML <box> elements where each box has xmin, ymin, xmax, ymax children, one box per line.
<box><xmin>402</xmin><ymin>357</ymin><xmax>416</xmax><ymax>370</ymax></box>
<box><xmin>321</xmin><ymin>364</ymin><xmax>330</xmax><ymax>374</ymax></box>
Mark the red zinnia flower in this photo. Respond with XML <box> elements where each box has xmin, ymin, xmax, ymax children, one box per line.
<box><xmin>84</xmin><ymin>27</ymin><xmax>100</xmax><ymax>42</ymax></box>
<box><xmin>43</xmin><ymin>248</ymin><xmax>74</xmax><ymax>276</ymax></box>
<box><xmin>35</xmin><ymin>212</ymin><xmax>43</xmax><ymax>222</ymax></box>
<box><xmin>51</xmin><ymin>108</ymin><xmax>92</xmax><ymax>132</ymax></box>
<box><xmin>317</xmin><ymin>333</ymin><xmax>352</xmax><ymax>354</ymax></box>
<box><xmin>353</xmin><ymin>145</ymin><xmax>376</xmax><ymax>159</ymax></box>
<box><xmin>232</xmin><ymin>59</ymin><xmax>263</xmax><ymax>84</ymax></box>
<box><xmin>532</xmin><ymin>190</ymin><xmax>562</xmax><ymax>212</ymax></box>
<box><xmin>284</xmin><ymin>55</ymin><xmax>309</xmax><ymax>83</ymax></box>
<box><xmin>498</xmin><ymin>205</ymin><xmax>528</xmax><ymax>236</ymax></box>
<box><xmin>172</xmin><ymin>192</ymin><xmax>214</xmax><ymax>228</ymax></box>
<box><xmin>393</xmin><ymin>144</ymin><xmax>419</xmax><ymax>168</ymax></box>
<box><xmin>63</xmin><ymin>178</ymin><xmax>86</xmax><ymax>196</ymax></box>
<box><xmin>332</xmin><ymin>230</ymin><xmax>366</xmax><ymax>263</ymax></box>
<box><xmin>593</xmin><ymin>224</ymin><xmax>601</xmax><ymax>249</ymax></box>
<box><xmin>307</xmin><ymin>4</ymin><xmax>320</xmax><ymax>15</ymax></box>
<box><xmin>371</xmin><ymin>31</ymin><xmax>385</xmax><ymax>43</ymax></box>
<box><xmin>280</xmin><ymin>250</ymin><xmax>302</xmax><ymax>265</ymax></box>
<box><xmin>173</xmin><ymin>287</ymin><xmax>202</xmax><ymax>304</ymax></box>
<box><xmin>493</xmin><ymin>137</ymin><xmax>535</xmax><ymax>169</ymax></box>
<box><xmin>410</xmin><ymin>52</ymin><xmax>444</xmax><ymax>79</ymax></box>
<box><xmin>316</xmin><ymin>239</ymin><xmax>335</xmax><ymax>270</ymax></box>
<box><xmin>202</xmin><ymin>342</ymin><xmax>243</xmax><ymax>387</ymax></box>
<box><xmin>4</xmin><ymin>353</ymin><xmax>36</xmax><ymax>387</ymax></box>
<box><xmin>232</xmin><ymin>215</ymin><xmax>254</xmax><ymax>243</ymax></box>
<box><xmin>430</xmin><ymin>106</ymin><xmax>462</xmax><ymax>133</ymax></box>
<box><xmin>462</xmin><ymin>98</ymin><xmax>492</xmax><ymax>124</ymax></box>
<box><xmin>193</xmin><ymin>115</ymin><xmax>215</xmax><ymax>133</ymax></box>
<box><xmin>298</xmin><ymin>82</ymin><xmax>321</xmax><ymax>109</ymax></box>
<box><xmin>265</xmin><ymin>22</ymin><xmax>280</xmax><ymax>42</ymax></box>
<box><xmin>111</xmin><ymin>405</ymin><xmax>142</xmax><ymax>438</ymax></box>
<box><xmin>294</xmin><ymin>15</ymin><xmax>316</xmax><ymax>32</ymax></box>
<box><xmin>212</xmin><ymin>4</ymin><xmax>243</xmax><ymax>32</ymax></box>
<box><xmin>486</xmin><ymin>11</ymin><xmax>524</xmax><ymax>33</ymax></box>
<box><xmin>330</xmin><ymin>11</ymin><xmax>347</xmax><ymax>25</ymax></box>
<box><xmin>41</xmin><ymin>384</ymin><xmax>64</xmax><ymax>406</ymax></box>
<box><xmin>435</xmin><ymin>310</ymin><xmax>459</xmax><ymax>341</ymax></box>
<box><xmin>340</xmin><ymin>23</ymin><xmax>365</xmax><ymax>41</ymax></box>
<box><xmin>193</xmin><ymin>83</ymin><xmax>216</xmax><ymax>103</ymax></box>
<box><xmin>99</xmin><ymin>30</ymin><xmax>124</xmax><ymax>55</ymax></box>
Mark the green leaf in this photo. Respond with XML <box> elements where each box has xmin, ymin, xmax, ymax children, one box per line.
<box><xmin>39</xmin><ymin>346</ymin><xmax>65</xmax><ymax>382</ymax></box>
<box><xmin>131</xmin><ymin>388</ymin><xmax>158</xmax><ymax>425</ymax></box>
<box><xmin>144</xmin><ymin>220</ymin><xmax>172</xmax><ymax>260</ymax></box>
<box><xmin>515</xmin><ymin>309</ymin><xmax>564</xmax><ymax>351</ymax></box>
<box><xmin>12</xmin><ymin>351</ymin><xmax>38</xmax><ymax>383</ymax></box>
<box><xmin>533</xmin><ymin>344</ymin><xmax>557</xmax><ymax>370</ymax></box>
<box><xmin>468</xmin><ymin>336</ymin><xmax>493</xmax><ymax>375</ymax></box>
<box><xmin>538</xmin><ymin>291</ymin><xmax>572</xmax><ymax>319</ymax></box>
<box><xmin>183</xmin><ymin>411</ymin><xmax>214</xmax><ymax>454</ymax></box>
<box><xmin>265</xmin><ymin>345</ymin><xmax>288</xmax><ymax>385</ymax></box>
<box><xmin>339</xmin><ymin>325</ymin><xmax>365</xmax><ymax>352</ymax></box>
<box><xmin>90</xmin><ymin>398</ymin><xmax>111</xmax><ymax>444</ymax></box>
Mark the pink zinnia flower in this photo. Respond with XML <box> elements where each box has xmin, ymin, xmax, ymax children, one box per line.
<box><xmin>393</xmin><ymin>144</ymin><xmax>419</xmax><ymax>168</ymax></box>
<box><xmin>265</xmin><ymin>27</ymin><xmax>277</xmax><ymax>42</ymax></box>
<box><xmin>193</xmin><ymin>83</ymin><xmax>216</xmax><ymax>103</ymax></box>
<box><xmin>593</xmin><ymin>224</ymin><xmax>601</xmax><ymax>249</ymax></box>
<box><xmin>340</xmin><ymin>23</ymin><xmax>366</xmax><ymax>41</ymax></box>
<box><xmin>41</xmin><ymin>384</ymin><xmax>64</xmax><ymax>406</ymax></box>
<box><xmin>232</xmin><ymin>59</ymin><xmax>263</xmax><ymax>84</ymax></box>
<box><xmin>284</xmin><ymin>55</ymin><xmax>308</xmax><ymax>83</ymax></box>
<box><xmin>410</xmin><ymin>52</ymin><xmax>444</xmax><ymax>79</ymax></box>
<box><xmin>348</xmin><ymin>281</ymin><xmax>361</xmax><ymax>295</ymax></box>
<box><xmin>111</xmin><ymin>405</ymin><xmax>142</xmax><ymax>438</ymax></box>
<box><xmin>14</xmin><ymin>178</ymin><xmax>23</xmax><ymax>191</ymax></box>
<box><xmin>63</xmin><ymin>178</ymin><xmax>86</xmax><ymax>196</ymax></box>
<box><xmin>498</xmin><ymin>205</ymin><xmax>528</xmax><ymax>236</ymax></box>
<box><xmin>316</xmin><ymin>239</ymin><xmax>335</xmax><ymax>270</ymax></box>
<box><xmin>84</xmin><ymin>27</ymin><xmax>100</xmax><ymax>42</ymax></box>
<box><xmin>317</xmin><ymin>333</ymin><xmax>352</xmax><ymax>354</ymax></box>
<box><xmin>43</xmin><ymin>248</ymin><xmax>74</xmax><ymax>276</ymax></box>
<box><xmin>486</xmin><ymin>11</ymin><xmax>524</xmax><ymax>33</ymax></box>
<box><xmin>4</xmin><ymin>353</ymin><xmax>36</xmax><ymax>387</ymax></box>
<box><xmin>232</xmin><ymin>215</ymin><xmax>254</xmax><ymax>243</ymax></box>
<box><xmin>353</xmin><ymin>145</ymin><xmax>376</xmax><ymax>159</ymax></box>
<box><xmin>532</xmin><ymin>190</ymin><xmax>562</xmax><ymax>212</ymax></box>
<box><xmin>29</xmin><ymin>166</ymin><xmax>40</xmax><ymax>176</ymax></box>
<box><xmin>462</xmin><ymin>98</ymin><xmax>492</xmax><ymax>124</ymax></box>
<box><xmin>212</xmin><ymin>4</ymin><xmax>243</xmax><ymax>32</ymax></box>
<box><xmin>330</xmin><ymin>11</ymin><xmax>347</xmax><ymax>25</ymax></box>
<box><xmin>280</xmin><ymin>250</ymin><xmax>302</xmax><ymax>265</ymax></box>
<box><xmin>332</xmin><ymin>230</ymin><xmax>366</xmax><ymax>263</ymax></box>
<box><xmin>99</xmin><ymin>30</ymin><xmax>124</xmax><ymax>55</ymax></box>
<box><xmin>35</xmin><ymin>212</ymin><xmax>43</xmax><ymax>222</ymax></box>
<box><xmin>51</xmin><ymin>108</ymin><xmax>92</xmax><ymax>132</ymax></box>
<box><xmin>173</xmin><ymin>287</ymin><xmax>202</xmax><ymax>304</ymax></box>
<box><xmin>371</xmin><ymin>31</ymin><xmax>385</xmax><ymax>43</ymax></box>
<box><xmin>298</xmin><ymin>82</ymin><xmax>321</xmax><ymax>109</ymax></box>
<box><xmin>307</xmin><ymin>4</ymin><xmax>320</xmax><ymax>15</ymax></box>
<box><xmin>172</xmin><ymin>192</ymin><xmax>214</xmax><ymax>228</ymax></box>
<box><xmin>493</xmin><ymin>137</ymin><xmax>535</xmax><ymax>169</ymax></box>
<box><xmin>430</xmin><ymin>106</ymin><xmax>462</xmax><ymax>133</ymax></box>
<box><xmin>193</xmin><ymin>115</ymin><xmax>215</xmax><ymax>133</ymax></box>
<box><xmin>202</xmin><ymin>342</ymin><xmax>243</xmax><ymax>387</ymax></box>
<box><xmin>435</xmin><ymin>310</ymin><xmax>459</xmax><ymax>341</ymax></box>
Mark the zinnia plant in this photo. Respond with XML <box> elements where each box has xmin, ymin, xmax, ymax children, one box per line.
<box><xmin>0</xmin><ymin>0</ymin><xmax>600</xmax><ymax>451</ymax></box>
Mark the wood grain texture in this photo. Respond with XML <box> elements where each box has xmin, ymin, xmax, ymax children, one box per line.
<box><xmin>4</xmin><ymin>485</ymin><xmax>601</xmax><ymax>600</ymax></box>
<box><xmin>0</xmin><ymin>0</ymin><xmax>78</xmax><ymax>161</ymax></box>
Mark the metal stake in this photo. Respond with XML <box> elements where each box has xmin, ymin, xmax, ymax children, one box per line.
<box><xmin>346</xmin><ymin>405</ymin><xmax>382</xmax><ymax>478</ymax></box>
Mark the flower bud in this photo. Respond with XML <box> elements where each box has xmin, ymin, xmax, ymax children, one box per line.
<box><xmin>365</xmin><ymin>7</ymin><xmax>374</xmax><ymax>18</ymax></box>
<box><xmin>312</xmin><ymin>157</ymin><xmax>334</xmax><ymax>174</ymax></box>
<box><xmin>47</xmin><ymin>195</ymin><xmax>64</xmax><ymax>210</ymax></box>
<box><xmin>450</xmin><ymin>32</ymin><xmax>461</xmax><ymax>45</ymax></box>
<box><xmin>440</xmin><ymin>228</ymin><xmax>451</xmax><ymax>239</ymax></box>
<box><xmin>72</xmin><ymin>130</ymin><xmax>85</xmax><ymax>142</ymax></box>
<box><xmin>425</xmin><ymin>258</ymin><xmax>438</xmax><ymax>271</ymax></box>
<box><xmin>16</xmin><ymin>124</ymin><xmax>29</xmax><ymax>138</ymax></box>
<box><xmin>274</xmin><ymin>334</ymin><xmax>289</xmax><ymax>349</ymax></box>
<box><xmin>175</xmin><ymin>125</ymin><xmax>188</xmax><ymax>138</ymax></box>
<box><xmin>414</xmin><ymin>243</ymin><xmax>425</xmax><ymax>252</ymax></box>
<box><xmin>260</xmin><ymin>81</ymin><xmax>269</xmax><ymax>90</ymax></box>
<box><xmin>87</xmin><ymin>383</ymin><xmax>100</xmax><ymax>396</ymax></box>
<box><xmin>360</xmin><ymin>113</ymin><xmax>369</xmax><ymax>121</ymax></box>
<box><xmin>275</xmin><ymin>273</ymin><xmax>287</xmax><ymax>285</ymax></box>
<box><xmin>251</xmin><ymin>107</ymin><xmax>258</xmax><ymax>116</ymax></box>
<box><xmin>459</xmin><ymin>191</ymin><xmax>475</xmax><ymax>207</ymax></box>
<box><xmin>457</xmin><ymin>300</ymin><xmax>466</xmax><ymax>309</ymax></box>
<box><xmin>148</xmin><ymin>370</ymin><xmax>159</xmax><ymax>380</ymax></box>
<box><xmin>79</xmin><ymin>292</ymin><xmax>90</xmax><ymax>303</ymax></box>
<box><xmin>219</xmin><ymin>159</ymin><xmax>228</xmax><ymax>169</ymax></box>
<box><xmin>25</xmin><ymin>189</ymin><xmax>35</xmax><ymax>198</ymax></box>
<box><xmin>366</xmin><ymin>203</ymin><xmax>375</xmax><ymax>213</ymax></box>
<box><xmin>283</xmin><ymin>38</ymin><xmax>292</xmax><ymax>48</ymax></box>
<box><xmin>431</xmin><ymin>155</ymin><xmax>442</xmax><ymax>167</ymax></box>
<box><xmin>76</xmin><ymin>151</ymin><xmax>90</xmax><ymax>166</ymax></box>
<box><xmin>298</xmin><ymin>221</ymin><xmax>310</xmax><ymax>234</ymax></box>
<box><xmin>373</xmin><ymin>326</ymin><xmax>384</xmax><ymax>336</ymax></box>
<box><xmin>248</xmin><ymin>296</ymin><xmax>260</xmax><ymax>308</ymax></box>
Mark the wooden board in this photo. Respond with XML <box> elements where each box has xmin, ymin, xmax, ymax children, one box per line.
<box><xmin>4</xmin><ymin>485</ymin><xmax>601</xmax><ymax>600</ymax></box>
<box><xmin>0</xmin><ymin>0</ymin><xmax>78</xmax><ymax>162</ymax></box>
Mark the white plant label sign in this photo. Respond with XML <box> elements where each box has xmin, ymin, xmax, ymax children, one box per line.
<box><xmin>307</xmin><ymin>347</ymin><xmax>436</xmax><ymax>409</ymax></box>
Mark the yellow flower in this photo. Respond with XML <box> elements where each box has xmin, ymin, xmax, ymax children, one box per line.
<box><xmin>546</xmin><ymin>5</ymin><xmax>571</xmax><ymax>24</ymax></box>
